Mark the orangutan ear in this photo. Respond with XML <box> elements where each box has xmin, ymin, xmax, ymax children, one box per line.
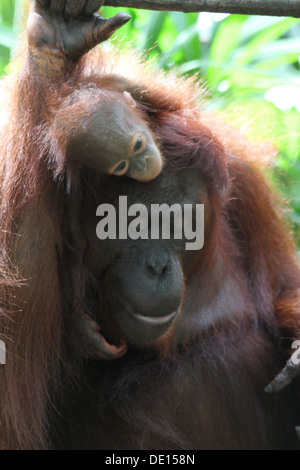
<box><xmin>123</xmin><ymin>91</ymin><xmax>136</xmax><ymax>108</ymax></box>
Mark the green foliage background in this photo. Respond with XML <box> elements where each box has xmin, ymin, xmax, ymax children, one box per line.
<box><xmin>0</xmin><ymin>1</ymin><xmax>299</xmax><ymax>246</ymax></box>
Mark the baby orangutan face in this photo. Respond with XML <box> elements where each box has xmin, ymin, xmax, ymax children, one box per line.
<box><xmin>105</xmin><ymin>92</ymin><xmax>162</xmax><ymax>181</ymax></box>
<box><xmin>108</xmin><ymin>127</ymin><xmax>160</xmax><ymax>181</ymax></box>
<box><xmin>54</xmin><ymin>90</ymin><xmax>163</xmax><ymax>182</ymax></box>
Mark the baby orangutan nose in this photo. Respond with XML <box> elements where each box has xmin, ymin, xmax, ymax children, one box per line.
<box><xmin>135</xmin><ymin>156</ymin><xmax>148</xmax><ymax>171</ymax></box>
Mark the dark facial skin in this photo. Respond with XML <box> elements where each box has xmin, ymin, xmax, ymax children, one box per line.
<box><xmin>55</xmin><ymin>90</ymin><xmax>163</xmax><ymax>182</ymax></box>
<box><xmin>74</xmin><ymin>168</ymin><xmax>208</xmax><ymax>352</ymax></box>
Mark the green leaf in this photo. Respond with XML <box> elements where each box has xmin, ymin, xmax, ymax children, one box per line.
<box><xmin>253</xmin><ymin>38</ymin><xmax>300</xmax><ymax>71</ymax></box>
<box><xmin>234</xmin><ymin>18</ymin><xmax>300</xmax><ymax>66</ymax></box>
<box><xmin>281</xmin><ymin>111</ymin><xmax>300</xmax><ymax>159</ymax></box>
<box><xmin>240</xmin><ymin>16</ymin><xmax>293</xmax><ymax>43</ymax></box>
<box><xmin>210</xmin><ymin>15</ymin><xmax>247</xmax><ymax>63</ymax></box>
<box><xmin>0</xmin><ymin>0</ymin><xmax>15</xmax><ymax>25</ymax></box>
<box><xmin>207</xmin><ymin>15</ymin><xmax>247</xmax><ymax>84</ymax></box>
<box><xmin>159</xmin><ymin>23</ymin><xmax>199</xmax><ymax>67</ymax></box>
<box><xmin>0</xmin><ymin>24</ymin><xmax>17</xmax><ymax>49</ymax></box>
<box><xmin>142</xmin><ymin>11</ymin><xmax>167</xmax><ymax>51</ymax></box>
<box><xmin>170</xmin><ymin>12</ymin><xmax>201</xmax><ymax>63</ymax></box>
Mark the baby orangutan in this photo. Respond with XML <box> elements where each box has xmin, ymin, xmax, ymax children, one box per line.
<box><xmin>52</xmin><ymin>88</ymin><xmax>163</xmax><ymax>182</ymax></box>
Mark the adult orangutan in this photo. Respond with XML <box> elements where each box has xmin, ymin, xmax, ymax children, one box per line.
<box><xmin>0</xmin><ymin>0</ymin><xmax>299</xmax><ymax>450</ymax></box>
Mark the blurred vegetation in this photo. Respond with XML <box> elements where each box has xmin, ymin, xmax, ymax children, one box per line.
<box><xmin>0</xmin><ymin>1</ymin><xmax>300</xmax><ymax>245</ymax></box>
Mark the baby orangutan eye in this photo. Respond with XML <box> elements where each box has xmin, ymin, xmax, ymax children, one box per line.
<box><xmin>129</xmin><ymin>135</ymin><xmax>146</xmax><ymax>156</ymax></box>
<box><xmin>112</xmin><ymin>161</ymin><xmax>129</xmax><ymax>176</ymax></box>
<box><xmin>134</xmin><ymin>137</ymin><xmax>143</xmax><ymax>153</ymax></box>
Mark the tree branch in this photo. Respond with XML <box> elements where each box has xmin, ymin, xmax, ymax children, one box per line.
<box><xmin>104</xmin><ymin>0</ymin><xmax>300</xmax><ymax>18</ymax></box>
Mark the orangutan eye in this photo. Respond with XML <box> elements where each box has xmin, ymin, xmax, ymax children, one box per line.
<box><xmin>116</xmin><ymin>162</ymin><xmax>126</xmax><ymax>172</ymax></box>
<box><xmin>112</xmin><ymin>161</ymin><xmax>129</xmax><ymax>176</ymax></box>
<box><xmin>134</xmin><ymin>137</ymin><xmax>143</xmax><ymax>153</ymax></box>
